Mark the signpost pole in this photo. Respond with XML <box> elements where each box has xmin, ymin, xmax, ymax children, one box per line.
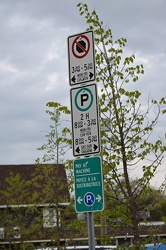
<box><xmin>87</xmin><ymin>212</ymin><xmax>95</xmax><ymax>250</ymax></box>
<box><xmin>68</xmin><ymin>31</ymin><xmax>103</xmax><ymax>250</ymax></box>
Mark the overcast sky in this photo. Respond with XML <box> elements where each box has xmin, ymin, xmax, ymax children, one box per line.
<box><xmin>0</xmin><ymin>0</ymin><xmax>165</xmax><ymax>186</ymax></box>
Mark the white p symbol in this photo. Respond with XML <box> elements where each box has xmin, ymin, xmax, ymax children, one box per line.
<box><xmin>84</xmin><ymin>192</ymin><xmax>95</xmax><ymax>206</ymax></box>
<box><xmin>86</xmin><ymin>194</ymin><xmax>92</xmax><ymax>203</ymax></box>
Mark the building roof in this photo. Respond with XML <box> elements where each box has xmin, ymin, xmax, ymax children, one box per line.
<box><xmin>0</xmin><ymin>164</ymin><xmax>70</xmax><ymax>206</ymax></box>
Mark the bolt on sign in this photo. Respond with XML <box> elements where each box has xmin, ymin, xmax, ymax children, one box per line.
<box><xmin>70</xmin><ymin>83</ymin><xmax>101</xmax><ymax>157</ymax></box>
<box><xmin>74</xmin><ymin>156</ymin><xmax>104</xmax><ymax>213</ymax></box>
<box><xmin>68</xmin><ymin>30</ymin><xmax>96</xmax><ymax>86</ymax></box>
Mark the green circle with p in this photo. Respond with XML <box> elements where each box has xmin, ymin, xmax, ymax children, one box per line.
<box><xmin>75</xmin><ymin>87</ymin><xmax>93</xmax><ymax>112</ymax></box>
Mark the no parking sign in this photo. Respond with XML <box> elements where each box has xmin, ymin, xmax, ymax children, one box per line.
<box><xmin>68</xmin><ymin>31</ymin><xmax>96</xmax><ymax>85</ymax></box>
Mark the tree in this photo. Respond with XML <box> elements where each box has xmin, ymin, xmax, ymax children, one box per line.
<box><xmin>0</xmin><ymin>105</ymin><xmax>75</xmax><ymax>250</ymax></box>
<box><xmin>0</xmin><ymin>172</ymin><xmax>41</xmax><ymax>250</ymax></box>
<box><xmin>37</xmin><ymin>102</ymin><xmax>71</xmax><ymax>164</ymax></box>
<box><xmin>76</xmin><ymin>2</ymin><xmax>166</xmax><ymax>247</ymax></box>
<box><xmin>33</xmin><ymin>2</ymin><xmax>166</xmax><ymax>248</ymax></box>
<box><xmin>35</xmin><ymin>103</ymin><xmax>87</xmax><ymax>248</ymax></box>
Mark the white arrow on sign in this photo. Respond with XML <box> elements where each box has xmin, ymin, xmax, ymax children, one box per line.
<box><xmin>77</xmin><ymin>196</ymin><xmax>83</xmax><ymax>204</ymax></box>
<box><xmin>96</xmin><ymin>194</ymin><xmax>102</xmax><ymax>202</ymax></box>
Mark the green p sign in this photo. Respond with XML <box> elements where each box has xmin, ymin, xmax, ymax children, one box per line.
<box><xmin>74</xmin><ymin>156</ymin><xmax>104</xmax><ymax>213</ymax></box>
<box><xmin>70</xmin><ymin>84</ymin><xmax>101</xmax><ymax>157</ymax></box>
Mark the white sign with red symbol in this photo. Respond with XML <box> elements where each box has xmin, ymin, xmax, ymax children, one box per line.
<box><xmin>68</xmin><ymin>31</ymin><xmax>96</xmax><ymax>86</ymax></box>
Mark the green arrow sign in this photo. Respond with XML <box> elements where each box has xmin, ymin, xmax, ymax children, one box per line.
<box><xmin>74</xmin><ymin>156</ymin><xmax>104</xmax><ymax>213</ymax></box>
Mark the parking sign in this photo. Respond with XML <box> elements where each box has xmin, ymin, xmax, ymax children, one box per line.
<box><xmin>74</xmin><ymin>156</ymin><xmax>104</xmax><ymax>213</ymax></box>
<box><xmin>70</xmin><ymin>84</ymin><xmax>101</xmax><ymax>157</ymax></box>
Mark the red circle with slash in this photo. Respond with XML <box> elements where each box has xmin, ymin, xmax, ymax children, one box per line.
<box><xmin>72</xmin><ymin>35</ymin><xmax>90</xmax><ymax>59</ymax></box>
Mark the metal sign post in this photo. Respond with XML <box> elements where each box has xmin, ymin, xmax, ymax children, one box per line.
<box><xmin>68</xmin><ymin>31</ymin><xmax>102</xmax><ymax>250</ymax></box>
<box><xmin>88</xmin><ymin>212</ymin><xmax>95</xmax><ymax>250</ymax></box>
<box><xmin>74</xmin><ymin>156</ymin><xmax>104</xmax><ymax>250</ymax></box>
